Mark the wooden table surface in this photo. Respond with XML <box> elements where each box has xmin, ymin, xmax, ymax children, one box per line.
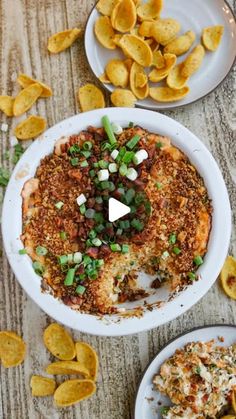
<box><xmin>0</xmin><ymin>1</ymin><xmax>235</xmax><ymax>418</ymax></box>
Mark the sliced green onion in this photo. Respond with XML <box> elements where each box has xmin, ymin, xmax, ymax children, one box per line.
<box><xmin>117</xmin><ymin>187</ymin><xmax>125</xmax><ymax>195</ymax></box>
<box><xmin>78</xmin><ymin>273</ymin><xmax>86</xmax><ymax>281</ymax></box>
<box><xmin>100</xmin><ymin>180</ymin><xmax>110</xmax><ymax>190</ymax></box>
<box><xmin>156</xmin><ymin>142</ymin><xmax>163</xmax><ymax>149</ymax></box>
<box><xmin>36</xmin><ymin>245</ymin><xmax>48</xmax><ymax>256</ymax></box>
<box><xmin>98</xmin><ymin>159</ymin><xmax>109</xmax><ymax>169</ymax></box>
<box><xmin>119</xmin><ymin>163</ymin><xmax>128</xmax><ymax>176</ymax></box>
<box><xmin>64</xmin><ymin>268</ymin><xmax>76</xmax><ymax>286</ymax></box>
<box><xmin>93</xmin><ymin>162</ymin><xmax>99</xmax><ymax>168</ymax></box>
<box><xmin>55</xmin><ymin>201</ymin><xmax>64</xmax><ymax>209</ymax></box>
<box><xmin>81</xmin><ymin>150</ymin><xmax>91</xmax><ymax>158</ymax></box>
<box><xmin>111</xmin><ymin>122</ymin><xmax>123</xmax><ymax>135</ymax></box>
<box><xmin>94</xmin><ymin>212</ymin><xmax>104</xmax><ymax>223</ymax></box>
<box><xmin>92</xmin><ymin>238</ymin><xmax>102</xmax><ymax>247</ymax></box>
<box><xmin>89</xmin><ymin>169</ymin><xmax>96</xmax><ymax>178</ymax></box>
<box><xmin>188</xmin><ymin>272</ymin><xmax>196</xmax><ymax>280</ymax></box>
<box><xmin>67</xmin><ymin>254</ymin><xmax>73</xmax><ymax>264</ymax></box>
<box><xmin>76</xmin><ymin>193</ymin><xmax>87</xmax><ymax>206</ymax></box>
<box><xmin>108</xmin><ymin>163</ymin><xmax>118</xmax><ymax>173</ymax></box>
<box><xmin>193</xmin><ymin>255</ymin><xmax>203</xmax><ymax>266</ymax></box>
<box><xmin>83</xmin><ymin>141</ymin><xmax>93</xmax><ymax>150</ymax></box>
<box><xmin>126</xmin><ymin>134</ymin><xmax>141</xmax><ymax>150</ymax></box>
<box><xmin>98</xmin><ymin>169</ymin><xmax>109</xmax><ymax>181</ymax></box>
<box><xmin>68</xmin><ymin>144</ymin><xmax>80</xmax><ymax>155</ymax></box>
<box><xmin>116</xmin><ymin>228</ymin><xmax>123</xmax><ymax>236</ymax></box>
<box><xmin>89</xmin><ymin>229</ymin><xmax>97</xmax><ymax>239</ymax></box>
<box><xmin>60</xmin><ymin>231</ymin><xmax>67</xmax><ymax>240</ymax></box>
<box><xmin>122</xmin><ymin>244</ymin><xmax>129</xmax><ymax>254</ymax></box>
<box><xmin>95</xmin><ymin>224</ymin><xmax>105</xmax><ymax>233</ymax></box>
<box><xmin>119</xmin><ymin>220</ymin><xmax>130</xmax><ymax>229</ymax></box>
<box><xmin>108</xmin><ymin>181</ymin><xmax>115</xmax><ymax>191</ymax></box>
<box><xmin>155</xmin><ymin>182</ymin><xmax>162</xmax><ymax>190</ymax></box>
<box><xmin>95</xmin><ymin>196</ymin><xmax>103</xmax><ymax>204</ymax></box>
<box><xmin>129</xmin><ymin>121</ymin><xmax>134</xmax><ymax>127</ymax></box>
<box><xmin>58</xmin><ymin>255</ymin><xmax>68</xmax><ymax>265</ymax></box>
<box><xmin>173</xmin><ymin>247</ymin><xmax>181</xmax><ymax>255</ymax></box>
<box><xmin>126</xmin><ymin>167</ymin><xmax>138</xmax><ymax>181</ymax></box>
<box><xmin>134</xmin><ymin>193</ymin><xmax>144</xmax><ymax>205</ymax></box>
<box><xmin>83</xmin><ymin>255</ymin><xmax>92</xmax><ymax>265</ymax></box>
<box><xmin>111</xmin><ymin>149</ymin><xmax>119</xmax><ymax>160</ymax></box>
<box><xmin>95</xmin><ymin>259</ymin><xmax>104</xmax><ymax>267</ymax></box>
<box><xmin>133</xmin><ymin>149</ymin><xmax>148</xmax><ymax>165</ymax></box>
<box><xmin>101</xmin><ymin>142</ymin><xmax>111</xmax><ymax>151</ymax></box>
<box><xmin>102</xmin><ymin>115</ymin><xmax>117</xmax><ymax>145</ymax></box>
<box><xmin>19</xmin><ymin>248</ymin><xmax>27</xmax><ymax>255</ymax></box>
<box><xmin>125</xmin><ymin>188</ymin><xmax>135</xmax><ymax>204</ymax></box>
<box><xmin>161</xmin><ymin>250</ymin><xmax>170</xmax><ymax>260</ymax></box>
<box><xmin>169</xmin><ymin>233</ymin><xmax>176</xmax><ymax>245</ymax></box>
<box><xmin>80</xmin><ymin>160</ymin><xmax>88</xmax><ymax>168</ymax></box>
<box><xmin>110</xmin><ymin>243</ymin><xmax>121</xmax><ymax>252</ymax></box>
<box><xmin>70</xmin><ymin>157</ymin><xmax>79</xmax><ymax>166</ymax></box>
<box><xmin>131</xmin><ymin>218</ymin><xmax>144</xmax><ymax>231</ymax></box>
<box><xmin>122</xmin><ymin>151</ymin><xmax>134</xmax><ymax>164</ymax></box>
<box><xmin>73</xmin><ymin>252</ymin><xmax>82</xmax><ymax>263</ymax></box>
<box><xmin>85</xmin><ymin>208</ymin><xmax>95</xmax><ymax>219</ymax></box>
<box><xmin>76</xmin><ymin>284</ymin><xmax>86</xmax><ymax>295</ymax></box>
<box><xmin>116</xmin><ymin>146</ymin><xmax>126</xmax><ymax>163</ymax></box>
<box><xmin>80</xmin><ymin>204</ymin><xmax>86</xmax><ymax>215</ymax></box>
<box><xmin>33</xmin><ymin>261</ymin><xmax>45</xmax><ymax>276</ymax></box>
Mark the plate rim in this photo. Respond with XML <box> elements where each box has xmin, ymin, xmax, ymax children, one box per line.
<box><xmin>1</xmin><ymin>107</ymin><xmax>232</xmax><ymax>336</ymax></box>
<box><xmin>84</xmin><ymin>0</ymin><xmax>236</xmax><ymax>112</ymax></box>
<box><xmin>134</xmin><ymin>323</ymin><xmax>236</xmax><ymax>419</ymax></box>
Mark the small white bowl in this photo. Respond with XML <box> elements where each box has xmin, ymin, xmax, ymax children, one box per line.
<box><xmin>2</xmin><ymin>108</ymin><xmax>231</xmax><ymax>336</ymax></box>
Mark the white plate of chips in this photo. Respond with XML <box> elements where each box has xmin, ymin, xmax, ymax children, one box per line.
<box><xmin>134</xmin><ymin>324</ymin><xmax>236</xmax><ymax>419</ymax></box>
<box><xmin>85</xmin><ymin>0</ymin><xmax>236</xmax><ymax>110</ymax></box>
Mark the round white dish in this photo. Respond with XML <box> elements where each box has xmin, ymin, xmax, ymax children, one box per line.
<box><xmin>2</xmin><ymin>108</ymin><xmax>231</xmax><ymax>336</ymax></box>
<box><xmin>85</xmin><ymin>0</ymin><xmax>236</xmax><ymax>110</ymax></box>
<box><xmin>134</xmin><ymin>324</ymin><xmax>236</xmax><ymax>419</ymax></box>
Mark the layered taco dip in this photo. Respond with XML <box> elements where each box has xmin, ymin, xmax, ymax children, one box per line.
<box><xmin>21</xmin><ymin>116</ymin><xmax>212</xmax><ymax>315</ymax></box>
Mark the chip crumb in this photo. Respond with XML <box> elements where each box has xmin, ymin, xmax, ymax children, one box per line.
<box><xmin>1</xmin><ymin>123</ymin><xmax>9</xmax><ymax>132</ymax></box>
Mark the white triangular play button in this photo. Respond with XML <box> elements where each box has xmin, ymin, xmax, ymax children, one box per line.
<box><xmin>108</xmin><ymin>197</ymin><xmax>130</xmax><ymax>222</ymax></box>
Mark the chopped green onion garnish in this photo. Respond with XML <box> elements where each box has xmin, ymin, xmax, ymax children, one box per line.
<box><xmin>33</xmin><ymin>261</ymin><xmax>45</xmax><ymax>276</ymax></box>
<box><xmin>161</xmin><ymin>250</ymin><xmax>170</xmax><ymax>260</ymax></box>
<box><xmin>122</xmin><ymin>244</ymin><xmax>129</xmax><ymax>254</ymax></box>
<box><xmin>129</xmin><ymin>121</ymin><xmax>134</xmax><ymax>127</ymax></box>
<box><xmin>125</xmin><ymin>188</ymin><xmax>135</xmax><ymax>204</ymax></box>
<box><xmin>108</xmin><ymin>181</ymin><xmax>115</xmax><ymax>191</ymax></box>
<box><xmin>85</xmin><ymin>208</ymin><xmax>95</xmax><ymax>219</ymax></box>
<box><xmin>169</xmin><ymin>233</ymin><xmax>176</xmax><ymax>245</ymax></box>
<box><xmin>36</xmin><ymin>246</ymin><xmax>48</xmax><ymax>256</ymax></box>
<box><xmin>67</xmin><ymin>254</ymin><xmax>73</xmax><ymax>264</ymax></box>
<box><xmin>100</xmin><ymin>180</ymin><xmax>110</xmax><ymax>190</ymax></box>
<box><xmin>126</xmin><ymin>134</ymin><xmax>141</xmax><ymax>150</ymax></box>
<box><xmin>81</xmin><ymin>150</ymin><xmax>91</xmax><ymax>158</ymax></box>
<box><xmin>58</xmin><ymin>255</ymin><xmax>68</xmax><ymax>265</ymax></box>
<box><xmin>156</xmin><ymin>142</ymin><xmax>163</xmax><ymax>149</ymax></box>
<box><xmin>80</xmin><ymin>204</ymin><xmax>86</xmax><ymax>215</ymax></box>
<box><xmin>102</xmin><ymin>116</ymin><xmax>117</xmax><ymax>145</ymax></box>
<box><xmin>89</xmin><ymin>229</ymin><xmax>97</xmax><ymax>239</ymax></box>
<box><xmin>131</xmin><ymin>218</ymin><xmax>144</xmax><ymax>231</ymax></box>
<box><xmin>194</xmin><ymin>255</ymin><xmax>203</xmax><ymax>266</ymax></box>
<box><xmin>78</xmin><ymin>273</ymin><xmax>86</xmax><ymax>281</ymax></box>
<box><xmin>73</xmin><ymin>252</ymin><xmax>82</xmax><ymax>263</ymax></box>
<box><xmin>188</xmin><ymin>272</ymin><xmax>196</xmax><ymax>280</ymax></box>
<box><xmin>117</xmin><ymin>187</ymin><xmax>125</xmax><ymax>195</ymax></box>
<box><xmin>80</xmin><ymin>160</ymin><xmax>88</xmax><ymax>167</ymax></box>
<box><xmin>119</xmin><ymin>220</ymin><xmax>130</xmax><ymax>229</ymax></box>
<box><xmin>108</xmin><ymin>163</ymin><xmax>118</xmax><ymax>173</ymax></box>
<box><xmin>119</xmin><ymin>163</ymin><xmax>128</xmax><ymax>176</ymax></box>
<box><xmin>98</xmin><ymin>159</ymin><xmax>109</xmax><ymax>169</ymax></box>
<box><xmin>70</xmin><ymin>157</ymin><xmax>79</xmax><ymax>166</ymax></box>
<box><xmin>95</xmin><ymin>224</ymin><xmax>105</xmax><ymax>233</ymax></box>
<box><xmin>60</xmin><ymin>231</ymin><xmax>67</xmax><ymax>240</ymax></box>
<box><xmin>110</xmin><ymin>243</ymin><xmax>121</xmax><ymax>252</ymax></box>
<box><xmin>92</xmin><ymin>238</ymin><xmax>102</xmax><ymax>247</ymax></box>
<box><xmin>116</xmin><ymin>228</ymin><xmax>123</xmax><ymax>236</ymax></box>
<box><xmin>55</xmin><ymin>201</ymin><xmax>64</xmax><ymax>209</ymax></box>
<box><xmin>76</xmin><ymin>284</ymin><xmax>86</xmax><ymax>295</ymax></box>
<box><xmin>173</xmin><ymin>247</ymin><xmax>181</xmax><ymax>255</ymax></box>
<box><xmin>116</xmin><ymin>147</ymin><xmax>126</xmax><ymax>163</ymax></box>
<box><xmin>122</xmin><ymin>151</ymin><xmax>134</xmax><ymax>164</ymax></box>
<box><xmin>93</xmin><ymin>162</ymin><xmax>99</xmax><ymax>168</ymax></box>
<box><xmin>83</xmin><ymin>255</ymin><xmax>92</xmax><ymax>265</ymax></box>
<box><xmin>155</xmin><ymin>182</ymin><xmax>162</xmax><ymax>190</ymax></box>
<box><xmin>95</xmin><ymin>196</ymin><xmax>103</xmax><ymax>204</ymax></box>
<box><xmin>94</xmin><ymin>212</ymin><xmax>104</xmax><ymax>223</ymax></box>
<box><xmin>89</xmin><ymin>169</ymin><xmax>95</xmax><ymax>178</ymax></box>
<box><xmin>96</xmin><ymin>259</ymin><xmax>104</xmax><ymax>267</ymax></box>
<box><xmin>101</xmin><ymin>142</ymin><xmax>111</xmax><ymax>151</ymax></box>
<box><xmin>83</xmin><ymin>141</ymin><xmax>93</xmax><ymax>150</ymax></box>
<box><xmin>134</xmin><ymin>193</ymin><xmax>144</xmax><ymax>205</ymax></box>
<box><xmin>64</xmin><ymin>268</ymin><xmax>76</xmax><ymax>286</ymax></box>
<box><xmin>68</xmin><ymin>144</ymin><xmax>80</xmax><ymax>155</ymax></box>
<box><xmin>19</xmin><ymin>248</ymin><xmax>27</xmax><ymax>255</ymax></box>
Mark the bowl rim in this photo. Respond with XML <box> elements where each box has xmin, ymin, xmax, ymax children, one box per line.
<box><xmin>1</xmin><ymin>107</ymin><xmax>231</xmax><ymax>336</ymax></box>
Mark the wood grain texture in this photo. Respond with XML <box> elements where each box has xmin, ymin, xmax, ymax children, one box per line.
<box><xmin>0</xmin><ymin>1</ymin><xmax>235</xmax><ymax>418</ymax></box>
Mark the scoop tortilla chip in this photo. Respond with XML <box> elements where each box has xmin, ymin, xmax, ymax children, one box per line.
<box><xmin>43</xmin><ymin>323</ymin><xmax>76</xmax><ymax>360</ymax></box>
<box><xmin>111</xmin><ymin>0</ymin><xmax>137</xmax><ymax>33</ymax></box>
<box><xmin>0</xmin><ymin>331</ymin><xmax>26</xmax><ymax>367</ymax></box>
<box><xmin>30</xmin><ymin>375</ymin><xmax>56</xmax><ymax>396</ymax></box>
<box><xmin>0</xmin><ymin>95</ymin><xmax>15</xmax><ymax>116</ymax></box>
<box><xmin>164</xmin><ymin>31</ymin><xmax>196</xmax><ymax>56</ymax></box>
<box><xmin>13</xmin><ymin>83</ymin><xmax>42</xmax><ymax>116</ymax></box>
<box><xmin>105</xmin><ymin>59</ymin><xmax>129</xmax><ymax>87</ymax></box>
<box><xmin>152</xmin><ymin>50</ymin><xmax>165</xmax><ymax>68</ymax></box>
<box><xmin>48</xmin><ymin>28</ymin><xmax>81</xmax><ymax>53</ymax></box>
<box><xmin>46</xmin><ymin>360</ymin><xmax>90</xmax><ymax>377</ymax></box>
<box><xmin>151</xmin><ymin>18</ymin><xmax>181</xmax><ymax>46</ymax></box>
<box><xmin>181</xmin><ymin>45</ymin><xmax>205</xmax><ymax>78</ymax></box>
<box><xmin>130</xmin><ymin>62</ymin><xmax>149</xmax><ymax>99</ymax></box>
<box><xmin>202</xmin><ymin>25</ymin><xmax>224</xmax><ymax>51</ymax></box>
<box><xmin>149</xmin><ymin>53</ymin><xmax>176</xmax><ymax>82</ymax></box>
<box><xmin>167</xmin><ymin>63</ymin><xmax>189</xmax><ymax>90</ymax></box>
<box><xmin>54</xmin><ymin>379</ymin><xmax>96</xmax><ymax>407</ymax></box>
<box><xmin>111</xmin><ymin>89</ymin><xmax>136</xmax><ymax>107</ymax></box>
<box><xmin>96</xmin><ymin>0</ymin><xmax>119</xmax><ymax>16</ymax></box>
<box><xmin>75</xmin><ymin>342</ymin><xmax>99</xmax><ymax>381</ymax></box>
<box><xmin>17</xmin><ymin>74</ymin><xmax>53</xmax><ymax>97</ymax></box>
<box><xmin>220</xmin><ymin>256</ymin><xmax>236</xmax><ymax>300</ymax></box>
<box><xmin>138</xmin><ymin>20</ymin><xmax>154</xmax><ymax>37</ymax></box>
<box><xmin>99</xmin><ymin>73</ymin><xmax>111</xmax><ymax>84</ymax></box>
<box><xmin>149</xmin><ymin>86</ymin><xmax>189</xmax><ymax>102</ymax></box>
<box><xmin>124</xmin><ymin>58</ymin><xmax>133</xmax><ymax>72</ymax></box>
<box><xmin>119</xmin><ymin>35</ymin><xmax>153</xmax><ymax>67</ymax></box>
<box><xmin>135</xmin><ymin>72</ymin><xmax>148</xmax><ymax>88</ymax></box>
<box><xmin>137</xmin><ymin>0</ymin><xmax>162</xmax><ymax>20</ymax></box>
<box><xmin>14</xmin><ymin>115</ymin><xmax>46</xmax><ymax>140</ymax></box>
<box><xmin>78</xmin><ymin>84</ymin><xmax>105</xmax><ymax>112</ymax></box>
<box><xmin>94</xmin><ymin>16</ymin><xmax>116</xmax><ymax>49</ymax></box>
